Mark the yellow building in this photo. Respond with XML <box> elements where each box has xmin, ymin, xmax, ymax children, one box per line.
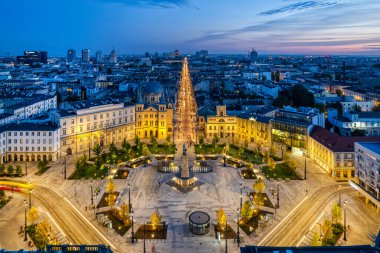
<box><xmin>204</xmin><ymin>105</ymin><xmax>271</xmax><ymax>147</ymax></box>
<box><xmin>135</xmin><ymin>82</ymin><xmax>173</xmax><ymax>141</ymax></box>
<box><xmin>59</xmin><ymin>99</ymin><xmax>135</xmax><ymax>155</ymax></box>
<box><xmin>308</xmin><ymin>126</ymin><xmax>380</xmax><ymax>180</ymax></box>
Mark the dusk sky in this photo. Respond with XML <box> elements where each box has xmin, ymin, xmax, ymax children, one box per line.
<box><xmin>1</xmin><ymin>0</ymin><xmax>380</xmax><ymax>55</ymax></box>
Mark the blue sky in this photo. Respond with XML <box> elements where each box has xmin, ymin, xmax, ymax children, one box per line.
<box><xmin>1</xmin><ymin>0</ymin><xmax>380</xmax><ymax>55</ymax></box>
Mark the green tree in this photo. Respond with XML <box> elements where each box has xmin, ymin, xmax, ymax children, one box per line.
<box><xmin>34</xmin><ymin>218</ymin><xmax>50</xmax><ymax>249</ymax></box>
<box><xmin>150</xmin><ymin>135</ymin><xmax>158</xmax><ymax>153</ymax></box>
<box><xmin>165</xmin><ymin>135</ymin><xmax>171</xmax><ymax>146</ymax></box>
<box><xmin>106</xmin><ymin>178</ymin><xmax>116</xmax><ymax>193</ymax></box>
<box><xmin>351</xmin><ymin>129</ymin><xmax>366</xmax><ymax>136</ymax></box>
<box><xmin>216</xmin><ymin>208</ymin><xmax>227</xmax><ymax>230</ymax></box>
<box><xmin>310</xmin><ymin>231</ymin><xmax>322</xmax><ymax>246</ymax></box>
<box><xmin>7</xmin><ymin>165</ymin><xmax>14</xmax><ymax>174</ymax></box>
<box><xmin>37</xmin><ymin>160</ymin><xmax>48</xmax><ymax>173</ymax></box>
<box><xmin>93</xmin><ymin>144</ymin><xmax>102</xmax><ymax>157</ymax></box>
<box><xmin>225</xmin><ymin>142</ymin><xmax>230</xmax><ymax>155</ymax></box>
<box><xmin>322</xmin><ymin>219</ymin><xmax>334</xmax><ymax>242</ymax></box>
<box><xmin>240</xmin><ymin>200</ymin><xmax>253</xmax><ymax>222</ymax></box>
<box><xmin>244</xmin><ymin>139</ymin><xmax>249</xmax><ymax>149</ymax></box>
<box><xmin>269</xmin><ymin>146</ymin><xmax>276</xmax><ymax>156</ymax></box>
<box><xmin>134</xmin><ymin>136</ymin><xmax>141</xmax><ymax>147</ymax></box>
<box><xmin>253</xmin><ymin>177</ymin><xmax>266</xmax><ymax>193</ymax></box>
<box><xmin>335</xmin><ymin>89</ymin><xmax>343</xmax><ymax>96</ymax></box>
<box><xmin>198</xmin><ymin>134</ymin><xmax>205</xmax><ymax>146</ymax></box>
<box><xmin>74</xmin><ymin>154</ymin><xmax>88</xmax><ymax>170</ymax></box>
<box><xmin>118</xmin><ymin>202</ymin><xmax>130</xmax><ymax>226</ymax></box>
<box><xmin>16</xmin><ymin>165</ymin><xmax>23</xmax><ymax>175</ymax></box>
<box><xmin>142</xmin><ymin>143</ymin><xmax>151</xmax><ymax>157</ymax></box>
<box><xmin>212</xmin><ymin>133</ymin><xmax>220</xmax><ymax>149</ymax></box>
<box><xmin>0</xmin><ymin>164</ymin><xmax>5</xmax><ymax>175</ymax></box>
<box><xmin>27</xmin><ymin>206</ymin><xmax>39</xmax><ymax>224</ymax></box>
<box><xmin>267</xmin><ymin>157</ymin><xmax>276</xmax><ymax>170</ymax></box>
<box><xmin>331</xmin><ymin>203</ymin><xmax>342</xmax><ymax>224</ymax></box>
<box><xmin>352</xmin><ymin>104</ymin><xmax>362</xmax><ymax>112</ymax></box>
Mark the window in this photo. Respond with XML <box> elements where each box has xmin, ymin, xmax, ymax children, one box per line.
<box><xmin>26</xmin><ymin>132</ymin><xmax>29</xmax><ymax>136</ymax></box>
<box><xmin>37</xmin><ymin>132</ymin><xmax>40</xmax><ymax>136</ymax></box>
<box><xmin>63</xmin><ymin>129</ymin><xmax>67</xmax><ymax>135</ymax></box>
<box><xmin>14</xmin><ymin>132</ymin><xmax>17</xmax><ymax>136</ymax></box>
<box><xmin>49</xmin><ymin>132</ymin><xmax>52</xmax><ymax>136</ymax></box>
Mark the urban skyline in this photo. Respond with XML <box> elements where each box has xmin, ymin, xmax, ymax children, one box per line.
<box><xmin>1</xmin><ymin>0</ymin><xmax>380</xmax><ymax>55</ymax></box>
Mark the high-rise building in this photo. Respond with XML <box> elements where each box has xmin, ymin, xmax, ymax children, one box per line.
<box><xmin>109</xmin><ymin>47</ymin><xmax>117</xmax><ymax>63</ymax></box>
<box><xmin>81</xmin><ymin>49</ymin><xmax>90</xmax><ymax>63</ymax></box>
<box><xmin>249</xmin><ymin>48</ymin><xmax>258</xmax><ymax>63</ymax></box>
<box><xmin>16</xmin><ymin>51</ymin><xmax>48</xmax><ymax>65</ymax></box>
<box><xmin>96</xmin><ymin>50</ymin><xmax>103</xmax><ymax>63</ymax></box>
<box><xmin>195</xmin><ymin>50</ymin><xmax>208</xmax><ymax>59</ymax></box>
<box><xmin>67</xmin><ymin>49</ymin><xmax>76</xmax><ymax>62</ymax></box>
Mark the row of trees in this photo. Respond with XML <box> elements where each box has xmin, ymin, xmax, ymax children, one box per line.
<box><xmin>0</xmin><ymin>164</ymin><xmax>23</xmax><ymax>175</ymax></box>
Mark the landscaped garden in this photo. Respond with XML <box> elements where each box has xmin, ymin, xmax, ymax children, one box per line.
<box><xmin>195</xmin><ymin>144</ymin><xmax>224</xmax><ymax>154</ymax></box>
<box><xmin>113</xmin><ymin>169</ymin><xmax>129</xmax><ymax>179</ymax></box>
<box><xmin>241</xmin><ymin>169</ymin><xmax>257</xmax><ymax>179</ymax></box>
<box><xmin>98</xmin><ymin>202</ymin><xmax>132</xmax><ymax>236</ymax></box>
<box><xmin>0</xmin><ymin>190</ymin><xmax>11</xmax><ymax>209</ymax></box>
<box><xmin>262</xmin><ymin>163</ymin><xmax>302</xmax><ymax>180</ymax></box>
<box><xmin>238</xmin><ymin>200</ymin><xmax>269</xmax><ymax>236</ymax></box>
<box><xmin>214</xmin><ymin>208</ymin><xmax>237</xmax><ymax>239</ymax></box>
<box><xmin>0</xmin><ymin>164</ymin><xmax>24</xmax><ymax>177</ymax></box>
<box><xmin>35</xmin><ymin>160</ymin><xmax>51</xmax><ymax>176</ymax></box>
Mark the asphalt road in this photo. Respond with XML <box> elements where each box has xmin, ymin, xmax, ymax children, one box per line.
<box><xmin>259</xmin><ymin>183</ymin><xmax>354</xmax><ymax>246</ymax></box>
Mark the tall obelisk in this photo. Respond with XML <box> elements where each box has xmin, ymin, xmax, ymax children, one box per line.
<box><xmin>181</xmin><ymin>143</ymin><xmax>190</xmax><ymax>178</ymax></box>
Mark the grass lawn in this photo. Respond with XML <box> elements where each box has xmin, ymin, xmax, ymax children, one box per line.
<box><xmin>148</xmin><ymin>144</ymin><xmax>176</xmax><ymax>154</ymax></box>
<box><xmin>262</xmin><ymin>163</ymin><xmax>302</xmax><ymax>180</ymax></box>
<box><xmin>195</xmin><ymin>144</ymin><xmax>224</xmax><ymax>154</ymax></box>
<box><xmin>135</xmin><ymin>223</ymin><xmax>167</xmax><ymax>239</ymax></box>
<box><xmin>214</xmin><ymin>224</ymin><xmax>237</xmax><ymax>239</ymax></box>
<box><xmin>0</xmin><ymin>193</ymin><xmax>10</xmax><ymax>209</ymax></box>
<box><xmin>241</xmin><ymin>169</ymin><xmax>257</xmax><ymax>179</ymax></box>
<box><xmin>69</xmin><ymin>163</ymin><xmax>109</xmax><ymax>180</ymax></box>
<box><xmin>98</xmin><ymin>210</ymin><xmax>131</xmax><ymax>236</ymax></box>
<box><xmin>228</xmin><ymin>145</ymin><xmax>264</xmax><ymax>165</ymax></box>
<box><xmin>35</xmin><ymin>166</ymin><xmax>51</xmax><ymax>176</ymax></box>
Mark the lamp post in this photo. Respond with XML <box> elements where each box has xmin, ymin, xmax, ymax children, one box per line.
<box><xmin>225</xmin><ymin>217</ymin><xmax>228</xmax><ymax>253</ymax></box>
<box><xmin>63</xmin><ymin>155</ymin><xmax>67</xmax><ymax>179</ymax></box>
<box><xmin>338</xmin><ymin>184</ymin><xmax>341</xmax><ymax>206</ymax></box>
<box><xmin>24</xmin><ymin>200</ymin><xmax>28</xmax><ymax>241</ymax></box>
<box><xmin>28</xmin><ymin>181</ymin><xmax>32</xmax><ymax>209</ymax></box>
<box><xmin>131</xmin><ymin>212</ymin><xmax>135</xmax><ymax>243</ymax></box>
<box><xmin>240</xmin><ymin>183</ymin><xmax>243</xmax><ymax>210</ymax></box>
<box><xmin>316</xmin><ymin>223</ymin><xmax>323</xmax><ymax>241</ymax></box>
<box><xmin>143</xmin><ymin>222</ymin><xmax>146</xmax><ymax>253</ymax></box>
<box><xmin>276</xmin><ymin>181</ymin><xmax>280</xmax><ymax>208</ymax></box>
<box><xmin>236</xmin><ymin>208</ymin><xmax>240</xmax><ymax>247</ymax></box>
<box><xmin>90</xmin><ymin>180</ymin><xmax>94</xmax><ymax>207</ymax></box>
<box><xmin>343</xmin><ymin>199</ymin><xmax>347</xmax><ymax>241</ymax></box>
<box><xmin>88</xmin><ymin>142</ymin><xmax>91</xmax><ymax>159</ymax></box>
<box><xmin>304</xmin><ymin>151</ymin><xmax>307</xmax><ymax>180</ymax></box>
<box><xmin>128</xmin><ymin>183</ymin><xmax>131</xmax><ymax>213</ymax></box>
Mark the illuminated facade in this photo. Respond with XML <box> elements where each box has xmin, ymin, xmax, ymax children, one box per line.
<box><xmin>135</xmin><ymin>82</ymin><xmax>173</xmax><ymax>141</ymax></box>
<box><xmin>60</xmin><ymin>99</ymin><xmax>135</xmax><ymax>155</ymax></box>
<box><xmin>204</xmin><ymin>105</ymin><xmax>271</xmax><ymax>147</ymax></box>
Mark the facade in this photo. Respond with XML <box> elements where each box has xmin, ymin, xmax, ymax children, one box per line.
<box><xmin>353</xmin><ymin>142</ymin><xmax>380</xmax><ymax>213</ymax></box>
<box><xmin>109</xmin><ymin>48</ymin><xmax>117</xmax><ymax>63</ymax></box>
<box><xmin>250</xmin><ymin>48</ymin><xmax>258</xmax><ymax>63</ymax></box>
<box><xmin>135</xmin><ymin>82</ymin><xmax>173</xmax><ymax>141</ymax></box>
<box><xmin>308</xmin><ymin>126</ymin><xmax>380</xmax><ymax>180</ymax></box>
<box><xmin>96</xmin><ymin>51</ymin><xmax>103</xmax><ymax>63</ymax></box>
<box><xmin>205</xmin><ymin>106</ymin><xmax>237</xmax><ymax>143</ymax></box>
<box><xmin>16</xmin><ymin>51</ymin><xmax>48</xmax><ymax>65</ymax></box>
<box><xmin>59</xmin><ymin>99</ymin><xmax>135</xmax><ymax>155</ymax></box>
<box><xmin>328</xmin><ymin>109</ymin><xmax>380</xmax><ymax>136</ymax></box>
<box><xmin>271</xmin><ymin>107</ymin><xmax>324</xmax><ymax>155</ymax></box>
<box><xmin>81</xmin><ymin>49</ymin><xmax>90</xmax><ymax>63</ymax></box>
<box><xmin>340</xmin><ymin>97</ymin><xmax>374</xmax><ymax>112</ymax></box>
<box><xmin>67</xmin><ymin>49</ymin><xmax>76</xmax><ymax>62</ymax></box>
<box><xmin>0</xmin><ymin>122</ymin><xmax>60</xmax><ymax>163</ymax></box>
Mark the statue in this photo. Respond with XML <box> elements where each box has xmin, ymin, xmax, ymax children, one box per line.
<box><xmin>182</xmin><ymin>143</ymin><xmax>187</xmax><ymax>156</ymax></box>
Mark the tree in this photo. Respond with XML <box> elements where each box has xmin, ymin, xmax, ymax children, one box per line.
<box><xmin>150</xmin><ymin>209</ymin><xmax>162</xmax><ymax>228</ymax></box>
<box><xmin>253</xmin><ymin>177</ymin><xmax>266</xmax><ymax>193</ymax></box>
<box><xmin>240</xmin><ymin>200</ymin><xmax>253</xmax><ymax>222</ymax></box>
<box><xmin>335</xmin><ymin>89</ymin><xmax>343</xmax><ymax>96</ymax></box>
<box><xmin>331</xmin><ymin>203</ymin><xmax>342</xmax><ymax>224</ymax></box>
<box><xmin>373</xmin><ymin>105</ymin><xmax>380</xmax><ymax>112</ymax></box>
<box><xmin>74</xmin><ymin>154</ymin><xmax>88</xmax><ymax>170</ymax></box>
<box><xmin>6</xmin><ymin>165</ymin><xmax>14</xmax><ymax>175</ymax></box>
<box><xmin>225</xmin><ymin>142</ymin><xmax>230</xmax><ymax>155</ymax></box>
<box><xmin>244</xmin><ymin>139</ymin><xmax>249</xmax><ymax>149</ymax></box>
<box><xmin>269</xmin><ymin>145</ymin><xmax>276</xmax><ymax>157</ymax></box>
<box><xmin>268</xmin><ymin>157</ymin><xmax>276</xmax><ymax>170</ymax></box>
<box><xmin>165</xmin><ymin>135</ymin><xmax>171</xmax><ymax>146</ymax></box>
<box><xmin>315</xmin><ymin>103</ymin><xmax>327</xmax><ymax>113</ymax></box>
<box><xmin>0</xmin><ymin>164</ymin><xmax>5</xmax><ymax>175</ymax></box>
<box><xmin>109</xmin><ymin>142</ymin><xmax>118</xmax><ymax>154</ymax></box>
<box><xmin>142</xmin><ymin>143</ymin><xmax>151</xmax><ymax>157</ymax></box>
<box><xmin>310</xmin><ymin>231</ymin><xmax>322</xmax><ymax>246</ymax></box>
<box><xmin>106</xmin><ymin>178</ymin><xmax>116</xmax><ymax>193</ymax></box>
<box><xmin>272</xmin><ymin>95</ymin><xmax>290</xmax><ymax>108</ymax></box>
<box><xmin>351</xmin><ymin>129</ymin><xmax>366</xmax><ymax>136</ymax></box>
<box><xmin>322</xmin><ymin>219</ymin><xmax>333</xmax><ymax>242</ymax></box>
<box><xmin>15</xmin><ymin>165</ymin><xmax>23</xmax><ymax>175</ymax></box>
<box><xmin>212</xmin><ymin>133</ymin><xmax>220</xmax><ymax>149</ymax></box>
<box><xmin>35</xmin><ymin>218</ymin><xmax>50</xmax><ymax>249</ymax></box>
<box><xmin>134</xmin><ymin>136</ymin><xmax>141</xmax><ymax>147</ymax></box>
<box><xmin>93</xmin><ymin>144</ymin><xmax>102</xmax><ymax>157</ymax></box>
<box><xmin>0</xmin><ymin>190</ymin><xmax>6</xmax><ymax>201</ymax></box>
<box><xmin>216</xmin><ymin>208</ymin><xmax>227</xmax><ymax>230</ymax></box>
<box><xmin>150</xmin><ymin>135</ymin><xmax>158</xmax><ymax>153</ymax></box>
<box><xmin>27</xmin><ymin>206</ymin><xmax>39</xmax><ymax>224</ymax></box>
<box><xmin>118</xmin><ymin>202</ymin><xmax>130</xmax><ymax>226</ymax></box>
<box><xmin>253</xmin><ymin>194</ymin><xmax>265</xmax><ymax>208</ymax></box>
<box><xmin>37</xmin><ymin>160</ymin><xmax>48</xmax><ymax>173</ymax></box>
<box><xmin>352</xmin><ymin>104</ymin><xmax>361</xmax><ymax>112</ymax></box>
<box><xmin>198</xmin><ymin>134</ymin><xmax>205</xmax><ymax>146</ymax></box>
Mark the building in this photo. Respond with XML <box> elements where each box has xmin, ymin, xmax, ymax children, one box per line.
<box><xmin>271</xmin><ymin>107</ymin><xmax>324</xmax><ymax>155</ymax></box>
<box><xmin>109</xmin><ymin>47</ymin><xmax>117</xmax><ymax>63</ymax></box>
<box><xmin>81</xmin><ymin>49</ymin><xmax>90</xmax><ymax>63</ymax></box>
<box><xmin>340</xmin><ymin>96</ymin><xmax>374</xmax><ymax>112</ymax></box>
<box><xmin>135</xmin><ymin>82</ymin><xmax>173</xmax><ymax>141</ymax></box>
<box><xmin>352</xmin><ymin>142</ymin><xmax>380</xmax><ymax>213</ymax></box>
<box><xmin>0</xmin><ymin>122</ymin><xmax>60</xmax><ymax>163</ymax></box>
<box><xmin>16</xmin><ymin>51</ymin><xmax>48</xmax><ymax>65</ymax></box>
<box><xmin>96</xmin><ymin>51</ymin><xmax>102</xmax><ymax>63</ymax></box>
<box><xmin>204</xmin><ymin>105</ymin><xmax>238</xmax><ymax>143</ymax></box>
<box><xmin>67</xmin><ymin>49</ymin><xmax>76</xmax><ymax>62</ymax></box>
<box><xmin>195</xmin><ymin>50</ymin><xmax>208</xmax><ymax>59</ymax></box>
<box><xmin>249</xmin><ymin>48</ymin><xmax>258</xmax><ymax>64</ymax></box>
<box><xmin>328</xmin><ymin>109</ymin><xmax>380</xmax><ymax>136</ymax></box>
<box><xmin>308</xmin><ymin>126</ymin><xmax>380</xmax><ymax>180</ymax></box>
<box><xmin>343</xmin><ymin>87</ymin><xmax>380</xmax><ymax>106</ymax></box>
<box><xmin>59</xmin><ymin>99</ymin><xmax>135</xmax><ymax>155</ymax></box>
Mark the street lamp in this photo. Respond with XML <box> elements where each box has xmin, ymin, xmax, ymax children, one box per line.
<box><xmin>344</xmin><ymin>199</ymin><xmax>347</xmax><ymax>241</ymax></box>
<box><xmin>63</xmin><ymin>155</ymin><xmax>67</xmax><ymax>179</ymax></box>
<box><xmin>28</xmin><ymin>181</ymin><xmax>32</xmax><ymax>209</ymax></box>
<box><xmin>143</xmin><ymin>221</ymin><xmax>146</xmax><ymax>253</ymax></box>
<box><xmin>304</xmin><ymin>151</ymin><xmax>307</xmax><ymax>180</ymax></box>
<box><xmin>128</xmin><ymin>183</ymin><xmax>131</xmax><ymax>213</ymax></box>
<box><xmin>316</xmin><ymin>223</ymin><xmax>323</xmax><ymax>241</ymax></box>
<box><xmin>338</xmin><ymin>184</ymin><xmax>341</xmax><ymax>206</ymax></box>
<box><xmin>225</xmin><ymin>216</ymin><xmax>228</xmax><ymax>253</ymax></box>
<box><xmin>240</xmin><ymin>183</ymin><xmax>243</xmax><ymax>210</ymax></box>
<box><xmin>90</xmin><ymin>180</ymin><xmax>94</xmax><ymax>207</ymax></box>
<box><xmin>276</xmin><ymin>181</ymin><xmax>280</xmax><ymax>208</ymax></box>
<box><xmin>236</xmin><ymin>208</ymin><xmax>240</xmax><ymax>247</ymax></box>
<box><xmin>24</xmin><ymin>200</ymin><xmax>28</xmax><ymax>241</ymax></box>
<box><xmin>131</xmin><ymin>211</ymin><xmax>135</xmax><ymax>243</ymax></box>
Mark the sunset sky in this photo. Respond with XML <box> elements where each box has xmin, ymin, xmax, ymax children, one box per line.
<box><xmin>1</xmin><ymin>0</ymin><xmax>380</xmax><ymax>55</ymax></box>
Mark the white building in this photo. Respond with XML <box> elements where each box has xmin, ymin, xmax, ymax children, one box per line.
<box><xmin>59</xmin><ymin>99</ymin><xmax>135</xmax><ymax>155</ymax></box>
<box><xmin>352</xmin><ymin>142</ymin><xmax>380</xmax><ymax>213</ymax></box>
<box><xmin>340</xmin><ymin>96</ymin><xmax>374</xmax><ymax>112</ymax></box>
<box><xmin>0</xmin><ymin>122</ymin><xmax>60</xmax><ymax>163</ymax></box>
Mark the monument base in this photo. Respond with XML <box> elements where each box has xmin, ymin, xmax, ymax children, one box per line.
<box><xmin>166</xmin><ymin>170</ymin><xmax>203</xmax><ymax>193</ymax></box>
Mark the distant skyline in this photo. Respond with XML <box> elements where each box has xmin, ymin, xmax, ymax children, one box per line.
<box><xmin>1</xmin><ymin>0</ymin><xmax>380</xmax><ymax>56</ymax></box>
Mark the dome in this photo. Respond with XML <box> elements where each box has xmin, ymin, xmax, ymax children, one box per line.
<box><xmin>142</xmin><ymin>81</ymin><xmax>164</xmax><ymax>94</ymax></box>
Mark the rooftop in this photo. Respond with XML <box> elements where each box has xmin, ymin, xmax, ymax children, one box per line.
<box><xmin>356</xmin><ymin>142</ymin><xmax>380</xmax><ymax>154</ymax></box>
